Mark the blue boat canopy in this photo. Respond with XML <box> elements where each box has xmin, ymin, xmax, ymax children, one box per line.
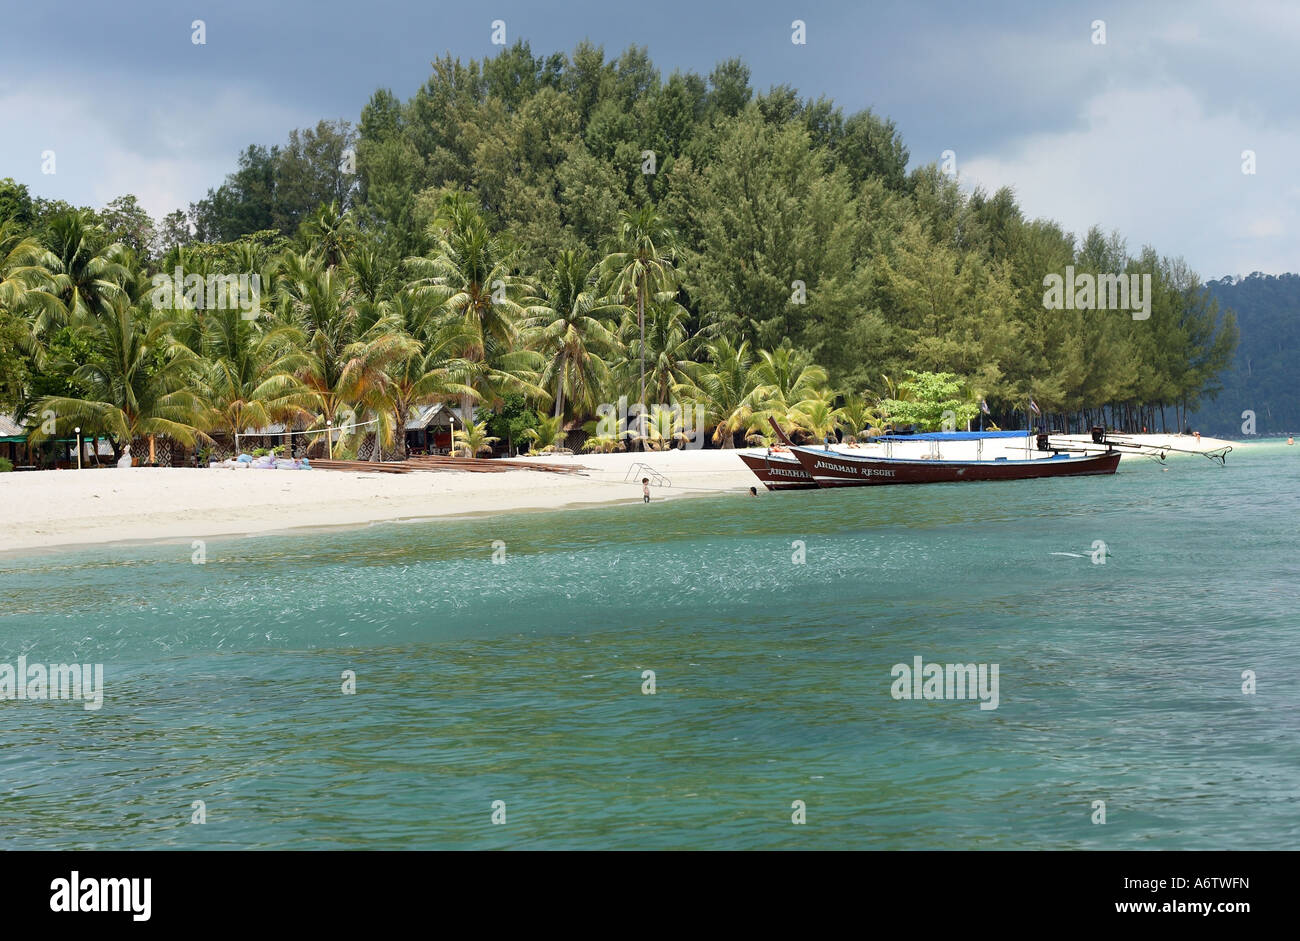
<box><xmin>878</xmin><ymin>430</ymin><xmax>1030</xmax><ymax>441</ymax></box>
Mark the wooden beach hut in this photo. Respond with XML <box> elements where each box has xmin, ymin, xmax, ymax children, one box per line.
<box><xmin>404</xmin><ymin>404</ymin><xmax>476</xmax><ymax>456</ymax></box>
<box><xmin>0</xmin><ymin>414</ymin><xmax>32</xmax><ymax>469</ymax></box>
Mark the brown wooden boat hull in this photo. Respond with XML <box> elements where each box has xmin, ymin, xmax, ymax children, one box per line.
<box><xmin>789</xmin><ymin>447</ymin><xmax>1121</xmax><ymax>487</ymax></box>
<box><xmin>738</xmin><ymin>452</ymin><xmax>818</xmax><ymax>490</ymax></box>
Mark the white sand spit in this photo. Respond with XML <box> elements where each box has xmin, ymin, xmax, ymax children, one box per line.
<box><xmin>0</xmin><ymin>434</ymin><xmax>1247</xmax><ymax>552</ymax></box>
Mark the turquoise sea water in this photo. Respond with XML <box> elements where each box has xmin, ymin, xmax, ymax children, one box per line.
<box><xmin>1</xmin><ymin>442</ymin><xmax>1297</xmax><ymax>849</ymax></box>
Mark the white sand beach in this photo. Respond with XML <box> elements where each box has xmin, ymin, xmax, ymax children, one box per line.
<box><xmin>0</xmin><ymin>434</ymin><xmax>1245</xmax><ymax>552</ymax></box>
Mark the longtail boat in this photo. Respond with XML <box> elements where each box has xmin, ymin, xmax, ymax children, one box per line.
<box><xmin>1045</xmin><ymin>426</ymin><xmax>1232</xmax><ymax>465</ymax></box>
<box><xmin>765</xmin><ymin>420</ymin><xmax>1120</xmax><ymax>488</ymax></box>
<box><xmin>737</xmin><ymin>450</ymin><xmax>817</xmax><ymax>490</ymax></box>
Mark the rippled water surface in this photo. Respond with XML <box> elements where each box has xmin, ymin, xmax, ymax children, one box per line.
<box><xmin>2</xmin><ymin>443</ymin><xmax>1297</xmax><ymax>848</ymax></box>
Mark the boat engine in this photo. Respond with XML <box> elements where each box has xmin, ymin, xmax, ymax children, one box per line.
<box><xmin>1090</xmin><ymin>425</ymin><xmax>1106</xmax><ymax>444</ymax></box>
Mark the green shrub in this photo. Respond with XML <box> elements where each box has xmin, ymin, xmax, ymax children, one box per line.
<box><xmin>0</xmin><ymin>457</ymin><xmax>12</xmax><ymax>473</ymax></box>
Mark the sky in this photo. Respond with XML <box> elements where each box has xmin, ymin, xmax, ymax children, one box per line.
<box><xmin>1</xmin><ymin>0</ymin><xmax>1296</xmax><ymax>278</ymax></box>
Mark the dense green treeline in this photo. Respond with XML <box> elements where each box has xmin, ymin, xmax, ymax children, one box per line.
<box><xmin>1190</xmin><ymin>274</ymin><xmax>1300</xmax><ymax>436</ymax></box>
<box><xmin>0</xmin><ymin>41</ymin><xmax>1239</xmax><ymax>462</ymax></box>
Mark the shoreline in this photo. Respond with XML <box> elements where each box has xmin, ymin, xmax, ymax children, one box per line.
<box><xmin>0</xmin><ymin>495</ymin><xmax>657</xmax><ymax>560</ymax></box>
<box><xmin>0</xmin><ymin>451</ymin><xmax>756</xmax><ymax>555</ymax></box>
<box><xmin>0</xmin><ymin>435</ymin><xmax>1251</xmax><ymax>554</ymax></box>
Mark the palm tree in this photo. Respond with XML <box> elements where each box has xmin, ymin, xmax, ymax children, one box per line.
<box><xmin>581</xmin><ymin>431</ymin><xmax>622</xmax><ymax>453</ymax></box>
<box><xmin>635</xmin><ymin>403</ymin><xmax>688</xmax><ymax>451</ymax></box>
<box><xmin>869</xmin><ymin>375</ymin><xmax>909</xmax><ymax>434</ymax></box>
<box><xmin>580</xmin><ymin>416</ymin><xmax>629</xmax><ymax>453</ymax></box>
<box><xmin>199</xmin><ymin>304</ymin><xmax>305</xmax><ymax>451</ymax></box>
<box><xmin>147</xmin><ymin>248</ymin><xmax>209</xmax><ymax>357</ymax></box>
<box><xmin>680</xmin><ymin>337</ymin><xmax>757</xmax><ymax>448</ymax></box>
<box><xmin>300</xmin><ymin>201</ymin><xmax>358</xmax><ymax>269</ymax></box>
<box><xmin>750</xmin><ymin>341</ymin><xmax>829</xmax><ymax>410</ymax></box>
<box><xmin>521</xmin><ymin>249</ymin><xmax>622</xmax><ymax>421</ymax></box>
<box><xmin>744</xmin><ymin>342</ymin><xmax>831</xmax><ymax>437</ymax></box>
<box><xmin>364</xmin><ymin>297</ymin><xmax>476</xmax><ymax>460</ymax></box>
<box><xmin>622</xmin><ymin>297</ymin><xmax>702</xmax><ymax>409</ymax></box>
<box><xmin>521</xmin><ymin>414</ymin><xmax>566</xmax><ymax>454</ymax></box>
<box><xmin>276</xmin><ymin>262</ymin><xmax>413</xmax><ymax>457</ymax></box>
<box><xmin>602</xmin><ymin>206</ymin><xmax>678</xmax><ymax>417</ymax></box>
<box><xmin>789</xmin><ymin>389</ymin><xmax>843</xmax><ymax>442</ymax></box>
<box><xmin>406</xmin><ymin>193</ymin><xmax>529</xmax><ymax>420</ymax></box>
<box><xmin>452</xmin><ymin>418</ymin><xmax>499</xmax><ymax>457</ymax></box>
<box><xmin>28</xmin><ymin>296</ymin><xmax>206</xmax><ymax>459</ymax></box>
<box><xmin>40</xmin><ymin>211</ymin><xmax>129</xmax><ymax>328</ymax></box>
<box><xmin>0</xmin><ymin>219</ymin><xmax>57</xmax><ymax>316</ymax></box>
<box><xmin>836</xmin><ymin>393</ymin><xmax>888</xmax><ymax>443</ymax></box>
<box><xmin>0</xmin><ymin>219</ymin><xmax>59</xmax><ymax>369</ymax></box>
<box><xmin>346</xmin><ymin>244</ymin><xmax>398</xmax><ymax>302</ymax></box>
<box><xmin>304</xmin><ymin>330</ymin><xmax>417</xmax><ymax>459</ymax></box>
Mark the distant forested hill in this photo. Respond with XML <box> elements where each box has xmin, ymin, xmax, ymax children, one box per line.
<box><xmin>1190</xmin><ymin>274</ymin><xmax>1300</xmax><ymax>436</ymax></box>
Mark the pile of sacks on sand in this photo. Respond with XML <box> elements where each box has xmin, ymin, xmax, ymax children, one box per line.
<box><xmin>210</xmin><ymin>453</ymin><xmax>312</xmax><ymax>470</ymax></box>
